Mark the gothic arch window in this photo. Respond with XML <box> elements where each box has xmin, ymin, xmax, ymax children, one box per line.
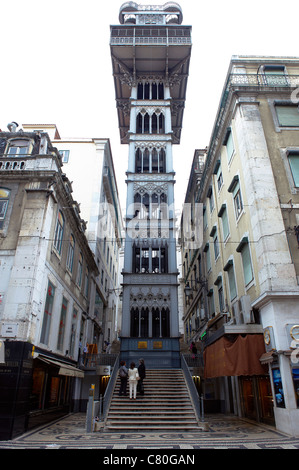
<box><xmin>136</xmin><ymin>110</ymin><xmax>164</xmax><ymax>135</ymax></box>
<box><xmin>130</xmin><ymin>308</ymin><xmax>139</xmax><ymax>337</ymax></box>
<box><xmin>135</xmin><ymin>146</ymin><xmax>166</xmax><ymax>173</ymax></box>
<box><xmin>133</xmin><ymin>244</ymin><xmax>168</xmax><ymax>273</ymax></box>
<box><xmin>151</xmin><ymin>192</ymin><xmax>168</xmax><ymax>219</ymax></box>
<box><xmin>134</xmin><ymin>192</ymin><xmax>149</xmax><ymax>219</ymax></box>
<box><xmin>161</xmin><ymin>307</ymin><xmax>170</xmax><ymax>337</ymax></box>
<box><xmin>152</xmin><ymin>308</ymin><xmax>160</xmax><ymax>337</ymax></box>
<box><xmin>140</xmin><ymin>307</ymin><xmax>149</xmax><ymax>336</ymax></box>
<box><xmin>152</xmin><ymin>112</ymin><xmax>165</xmax><ymax>134</ymax></box>
<box><xmin>137</xmin><ymin>81</ymin><xmax>164</xmax><ymax>100</ymax></box>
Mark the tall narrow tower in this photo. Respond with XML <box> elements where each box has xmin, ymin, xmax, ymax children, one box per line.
<box><xmin>110</xmin><ymin>2</ymin><xmax>191</xmax><ymax>368</ymax></box>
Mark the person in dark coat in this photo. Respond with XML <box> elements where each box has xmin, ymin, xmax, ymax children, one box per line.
<box><xmin>137</xmin><ymin>358</ymin><xmax>146</xmax><ymax>395</ymax></box>
<box><xmin>118</xmin><ymin>360</ymin><xmax>128</xmax><ymax>396</ymax></box>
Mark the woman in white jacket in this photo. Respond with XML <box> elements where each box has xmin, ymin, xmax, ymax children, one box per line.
<box><xmin>128</xmin><ymin>362</ymin><xmax>139</xmax><ymax>399</ymax></box>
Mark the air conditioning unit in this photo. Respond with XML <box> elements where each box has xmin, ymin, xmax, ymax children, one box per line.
<box><xmin>238</xmin><ymin>295</ymin><xmax>252</xmax><ymax>324</ymax></box>
<box><xmin>231</xmin><ymin>302</ymin><xmax>238</xmax><ymax>324</ymax></box>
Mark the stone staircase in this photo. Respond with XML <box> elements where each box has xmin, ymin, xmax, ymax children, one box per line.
<box><xmin>104</xmin><ymin>368</ymin><xmax>202</xmax><ymax>432</ymax></box>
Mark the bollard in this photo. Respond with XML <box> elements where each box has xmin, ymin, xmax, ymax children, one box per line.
<box><xmin>86</xmin><ymin>384</ymin><xmax>95</xmax><ymax>433</ymax></box>
<box><xmin>201</xmin><ymin>394</ymin><xmax>205</xmax><ymax>422</ymax></box>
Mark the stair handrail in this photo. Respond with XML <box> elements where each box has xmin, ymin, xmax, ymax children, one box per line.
<box><xmin>102</xmin><ymin>353</ymin><xmax>120</xmax><ymax>422</ymax></box>
<box><xmin>181</xmin><ymin>353</ymin><xmax>203</xmax><ymax>423</ymax></box>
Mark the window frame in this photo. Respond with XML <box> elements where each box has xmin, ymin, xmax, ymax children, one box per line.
<box><xmin>6</xmin><ymin>138</ymin><xmax>31</xmax><ymax>157</ymax></box>
<box><xmin>40</xmin><ymin>281</ymin><xmax>56</xmax><ymax>345</ymax></box>
<box><xmin>66</xmin><ymin>234</ymin><xmax>75</xmax><ymax>273</ymax></box>
<box><xmin>224</xmin><ymin>259</ymin><xmax>237</xmax><ymax>302</ymax></box>
<box><xmin>223</xmin><ymin>127</ymin><xmax>235</xmax><ymax>164</ymax></box>
<box><xmin>53</xmin><ymin>210</ymin><xmax>65</xmax><ymax>255</ymax></box>
<box><xmin>0</xmin><ymin>188</ymin><xmax>10</xmax><ymax>221</ymax></box>
<box><xmin>237</xmin><ymin>237</ymin><xmax>254</xmax><ymax>287</ymax></box>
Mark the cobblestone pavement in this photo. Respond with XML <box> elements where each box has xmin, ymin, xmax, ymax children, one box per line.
<box><xmin>0</xmin><ymin>413</ymin><xmax>299</xmax><ymax>450</ymax></box>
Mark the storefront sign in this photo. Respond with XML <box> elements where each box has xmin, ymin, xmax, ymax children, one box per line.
<box><xmin>1</xmin><ymin>323</ymin><xmax>18</xmax><ymax>337</ymax></box>
<box><xmin>96</xmin><ymin>365</ymin><xmax>111</xmax><ymax>375</ymax></box>
<box><xmin>138</xmin><ymin>341</ymin><xmax>148</xmax><ymax>349</ymax></box>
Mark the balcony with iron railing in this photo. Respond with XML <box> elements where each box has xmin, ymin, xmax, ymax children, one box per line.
<box><xmin>110</xmin><ymin>26</ymin><xmax>192</xmax><ymax>47</ymax></box>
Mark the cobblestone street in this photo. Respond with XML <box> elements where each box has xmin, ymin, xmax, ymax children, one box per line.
<box><xmin>0</xmin><ymin>413</ymin><xmax>298</xmax><ymax>450</ymax></box>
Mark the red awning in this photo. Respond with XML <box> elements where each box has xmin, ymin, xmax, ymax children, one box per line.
<box><xmin>204</xmin><ymin>334</ymin><xmax>267</xmax><ymax>378</ymax></box>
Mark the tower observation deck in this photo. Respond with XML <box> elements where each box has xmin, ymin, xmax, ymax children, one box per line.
<box><xmin>110</xmin><ymin>2</ymin><xmax>192</xmax><ymax>368</ymax></box>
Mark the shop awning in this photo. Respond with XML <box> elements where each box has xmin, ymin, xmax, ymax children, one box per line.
<box><xmin>34</xmin><ymin>354</ymin><xmax>84</xmax><ymax>378</ymax></box>
<box><xmin>204</xmin><ymin>334</ymin><xmax>267</xmax><ymax>378</ymax></box>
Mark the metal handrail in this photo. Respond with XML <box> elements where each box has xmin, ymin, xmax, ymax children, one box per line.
<box><xmin>181</xmin><ymin>353</ymin><xmax>204</xmax><ymax>424</ymax></box>
<box><xmin>101</xmin><ymin>353</ymin><xmax>120</xmax><ymax>422</ymax></box>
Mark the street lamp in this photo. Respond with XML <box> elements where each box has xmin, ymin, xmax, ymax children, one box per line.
<box><xmin>107</xmin><ymin>288</ymin><xmax>123</xmax><ymax>300</ymax></box>
<box><xmin>184</xmin><ymin>278</ymin><xmax>208</xmax><ymax>298</ymax></box>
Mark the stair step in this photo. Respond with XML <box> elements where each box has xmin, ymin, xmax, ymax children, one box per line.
<box><xmin>103</xmin><ymin>368</ymin><xmax>200</xmax><ymax>432</ymax></box>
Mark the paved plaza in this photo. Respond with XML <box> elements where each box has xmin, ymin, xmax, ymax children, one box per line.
<box><xmin>0</xmin><ymin>413</ymin><xmax>299</xmax><ymax>450</ymax></box>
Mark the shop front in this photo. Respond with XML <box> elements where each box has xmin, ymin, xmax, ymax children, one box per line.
<box><xmin>203</xmin><ymin>333</ymin><xmax>274</xmax><ymax>424</ymax></box>
<box><xmin>28</xmin><ymin>352</ymin><xmax>84</xmax><ymax>430</ymax></box>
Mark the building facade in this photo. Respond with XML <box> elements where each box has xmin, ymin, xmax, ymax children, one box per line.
<box><xmin>0</xmin><ymin>124</ymin><xmax>99</xmax><ymax>439</ymax></box>
<box><xmin>180</xmin><ymin>56</ymin><xmax>299</xmax><ymax>436</ymax></box>
<box><xmin>110</xmin><ymin>2</ymin><xmax>192</xmax><ymax>367</ymax></box>
<box><xmin>22</xmin><ymin>124</ymin><xmax>124</xmax><ymax>353</ymax></box>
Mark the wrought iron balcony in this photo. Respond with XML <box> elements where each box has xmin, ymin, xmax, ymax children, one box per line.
<box><xmin>110</xmin><ymin>35</ymin><xmax>191</xmax><ymax>46</ymax></box>
<box><xmin>228</xmin><ymin>73</ymin><xmax>299</xmax><ymax>88</ymax></box>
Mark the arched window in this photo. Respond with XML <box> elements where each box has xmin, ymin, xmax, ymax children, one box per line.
<box><xmin>53</xmin><ymin>210</ymin><xmax>64</xmax><ymax>255</ymax></box>
<box><xmin>135</xmin><ymin>146</ymin><xmax>166</xmax><ymax>173</ymax></box>
<box><xmin>134</xmin><ymin>192</ymin><xmax>149</xmax><ymax>219</ymax></box>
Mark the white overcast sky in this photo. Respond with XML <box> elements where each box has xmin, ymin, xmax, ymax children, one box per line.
<box><xmin>1</xmin><ymin>0</ymin><xmax>299</xmax><ymax>214</ymax></box>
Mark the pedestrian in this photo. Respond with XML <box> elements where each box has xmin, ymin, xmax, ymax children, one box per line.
<box><xmin>118</xmin><ymin>360</ymin><xmax>128</xmax><ymax>396</ymax></box>
<box><xmin>83</xmin><ymin>343</ymin><xmax>88</xmax><ymax>366</ymax></box>
<box><xmin>137</xmin><ymin>358</ymin><xmax>146</xmax><ymax>395</ymax></box>
<box><xmin>128</xmin><ymin>361</ymin><xmax>139</xmax><ymax>399</ymax></box>
<box><xmin>190</xmin><ymin>341</ymin><xmax>197</xmax><ymax>359</ymax></box>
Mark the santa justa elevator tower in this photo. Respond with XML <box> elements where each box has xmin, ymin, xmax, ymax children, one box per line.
<box><xmin>110</xmin><ymin>2</ymin><xmax>192</xmax><ymax>367</ymax></box>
